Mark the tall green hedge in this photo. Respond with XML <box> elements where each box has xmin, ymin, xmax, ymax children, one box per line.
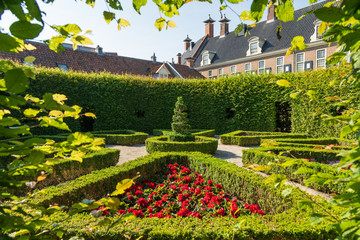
<box><xmin>26</xmin><ymin>65</ymin><xmax>356</xmax><ymax>137</ymax></box>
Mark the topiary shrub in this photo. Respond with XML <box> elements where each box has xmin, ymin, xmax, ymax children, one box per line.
<box><xmin>168</xmin><ymin>97</ymin><xmax>195</xmax><ymax>142</ymax></box>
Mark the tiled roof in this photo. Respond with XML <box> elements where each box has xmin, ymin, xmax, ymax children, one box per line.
<box><xmin>0</xmin><ymin>41</ymin><xmax>203</xmax><ymax>79</ymax></box>
<box><xmin>181</xmin><ymin>1</ymin><xmax>331</xmax><ymax>68</ymax></box>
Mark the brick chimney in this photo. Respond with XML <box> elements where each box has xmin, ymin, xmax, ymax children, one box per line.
<box><xmin>95</xmin><ymin>45</ymin><xmax>103</xmax><ymax>55</ymax></box>
<box><xmin>177</xmin><ymin>53</ymin><xmax>182</xmax><ymax>65</ymax></box>
<box><xmin>219</xmin><ymin>14</ymin><xmax>230</xmax><ymax>37</ymax></box>
<box><xmin>185</xmin><ymin>57</ymin><xmax>194</xmax><ymax>68</ymax></box>
<box><xmin>151</xmin><ymin>52</ymin><xmax>157</xmax><ymax>63</ymax></box>
<box><xmin>267</xmin><ymin>3</ymin><xmax>276</xmax><ymax>22</ymax></box>
<box><xmin>184</xmin><ymin>35</ymin><xmax>192</xmax><ymax>52</ymax></box>
<box><xmin>204</xmin><ymin>14</ymin><xmax>215</xmax><ymax>38</ymax></box>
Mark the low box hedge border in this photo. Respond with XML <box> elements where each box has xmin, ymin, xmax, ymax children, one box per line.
<box><xmin>33</xmin><ymin>152</ymin><xmax>341</xmax><ymax>239</ymax></box>
<box><xmin>35</xmin><ymin>149</ymin><xmax>120</xmax><ymax>190</ymax></box>
<box><xmin>153</xmin><ymin>129</ymin><xmax>216</xmax><ymax>137</ymax></box>
<box><xmin>261</xmin><ymin>138</ymin><xmax>354</xmax><ymax>150</ymax></box>
<box><xmin>242</xmin><ymin>146</ymin><xmax>350</xmax><ymax>194</ymax></box>
<box><xmin>220</xmin><ymin>130</ymin><xmax>308</xmax><ymax>146</ymax></box>
<box><xmin>145</xmin><ymin>136</ymin><xmax>218</xmax><ymax>154</ymax></box>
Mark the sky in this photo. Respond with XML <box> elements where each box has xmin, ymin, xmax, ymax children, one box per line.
<box><xmin>1</xmin><ymin>0</ymin><xmax>318</xmax><ymax>63</ymax></box>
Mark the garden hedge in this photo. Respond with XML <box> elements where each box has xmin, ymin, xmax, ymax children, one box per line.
<box><xmin>153</xmin><ymin>129</ymin><xmax>216</xmax><ymax>137</ymax></box>
<box><xmin>92</xmin><ymin>130</ymin><xmax>148</xmax><ymax>145</ymax></box>
<box><xmin>220</xmin><ymin>130</ymin><xmax>308</xmax><ymax>146</ymax></box>
<box><xmin>242</xmin><ymin>146</ymin><xmax>350</xmax><ymax>194</ymax></box>
<box><xmin>261</xmin><ymin>138</ymin><xmax>354</xmax><ymax>150</ymax></box>
<box><xmin>145</xmin><ymin>136</ymin><xmax>218</xmax><ymax>154</ymax></box>
<box><xmin>31</xmin><ymin>152</ymin><xmax>341</xmax><ymax>239</ymax></box>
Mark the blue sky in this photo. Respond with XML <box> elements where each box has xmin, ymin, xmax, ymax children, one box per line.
<box><xmin>1</xmin><ymin>0</ymin><xmax>318</xmax><ymax>62</ymax></box>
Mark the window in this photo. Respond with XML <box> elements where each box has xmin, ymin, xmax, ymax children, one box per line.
<box><xmin>57</xmin><ymin>63</ymin><xmax>68</xmax><ymax>72</ymax></box>
<box><xmin>22</xmin><ymin>58</ymin><xmax>34</xmax><ymax>67</ymax></box>
<box><xmin>316</xmin><ymin>49</ymin><xmax>326</xmax><ymax>68</ymax></box>
<box><xmin>258</xmin><ymin>60</ymin><xmax>265</xmax><ymax>74</ymax></box>
<box><xmin>159</xmin><ymin>73</ymin><xmax>168</xmax><ymax>78</ymax></box>
<box><xmin>245</xmin><ymin>63</ymin><xmax>251</xmax><ymax>74</ymax></box>
<box><xmin>250</xmin><ymin>42</ymin><xmax>257</xmax><ymax>54</ymax></box>
<box><xmin>296</xmin><ymin>53</ymin><xmax>305</xmax><ymax>72</ymax></box>
<box><xmin>208</xmin><ymin>70</ymin><xmax>212</xmax><ymax>77</ymax></box>
<box><xmin>311</xmin><ymin>19</ymin><xmax>326</xmax><ymax>42</ymax></box>
<box><xmin>218</xmin><ymin>68</ymin><xmax>223</xmax><ymax>77</ymax></box>
<box><xmin>203</xmin><ymin>54</ymin><xmax>209</xmax><ymax>65</ymax></box>
<box><xmin>230</xmin><ymin>65</ymin><xmax>236</xmax><ymax>75</ymax></box>
<box><xmin>276</xmin><ymin>57</ymin><xmax>284</xmax><ymax>73</ymax></box>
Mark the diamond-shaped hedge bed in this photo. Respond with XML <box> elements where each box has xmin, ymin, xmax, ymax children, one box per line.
<box><xmin>220</xmin><ymin>130</ymin><xmax>308</xmax><ymax>146</ymax></box>
<box><xmin>30</xmin><ymin>152</ymin><xmax>341</xmax><ymax>239</ymax></box>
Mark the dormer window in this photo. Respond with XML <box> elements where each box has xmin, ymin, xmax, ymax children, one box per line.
<box><xmin>311</xmin><ymin>19</ymin><xmax>325</xmax><ymax>42</ymax></box>
<box><xmin>200</xmin><ymin>50</ymin><xmax>216</xmax><ymax>66</ymax></box>
<box><xmin>246</xmin><ymin>36</ymin><xmax>265</xmax><ymax>56</ymax></box>
<box><xmin>57</xmin><ymin>63</ymin><xmax>68</xmax><ymax>72</ymax></box>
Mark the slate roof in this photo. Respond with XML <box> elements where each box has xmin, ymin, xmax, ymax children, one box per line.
<box><xmin>181</xmin><ymin>0</ymin><xmax>330</xmax><ymax>68</ymax></box>
<box><xmin>0</xmin><ymin>41</ymin><xmax>204</xmax><ymax>79</ymax></box>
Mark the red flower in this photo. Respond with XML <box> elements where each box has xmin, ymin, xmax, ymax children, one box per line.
<box><xmin>217</xmin><ymin>208</ymin><xmax>225</xmax><ymax>216</ymax></box>
<box><xmin>148</xmin><ymin>182</ymin><xmax>155</xmax><ymax>189</ymax></box>
<box><xmin>156</xmin><ymin>184</ymin><xmax>165</xmax><ymax>189</ymax></box>
<box><xmin>183</xmin><ymin>176</ymin><xmax>191</xmax><ymax>183</ymax></box>
<box><xmin>162</xmin><ymin>194</ymin><xmax>170</xmax><ymax>201</ymax></box>
<box><xmin>154</xmin><ymin>200</ymin><xmax>163</xmax><ymax>208</ymax></box>
<box><xmin>137</xmin><ymin>197</ymin><xmax>148</xmax><ymax>208</ymax></box>
<box><xmin>165</xmin><ymin>215</ymin><xmax>173</xmax><ymax>218</ymax></box>
<box><xmin>181</xmin><ymin>200</ymin><xmax>190</xmax><ymax>208</ymax></box>
<box><xmin>118</xmin><ymin>209</ymin><xmax>126</xmax><ymax>215</ymax></box>
<box><xmin>181</xmin><ymin>167</ymin><xmax>191</xmax><ymax>174</ymax></box>
<box><xmin>208</xmin><ymin>203</ymin><xmax>215</xmax><ymax>208</ymax></box>
<box><xmin>153</xmin><ymin>212</ymin><xmax>165</xmax><ymax>218</ymax></box>
<box><xmin>204</xmin><ymin>186</ymin><xmax>212</xmax><ymax>191</ymax></box>
<box><xmin>98</xmin><ymin>206</ymin><xmax>109</xmax><ymax>215</ymax></box>
<box><xmin>249</xmin><ymin>204</ymin><xmax>259</xmax><ymax>213</ymax></box>
<box><xmin>133</xmin><ymin>210</ymin><xmax>144</xmax><ymax>218</ymax></box>
<box><xmin>174</xmin><ymin>163</ymin><xmax>179</xmax><ymax>167</ymax></box>
<box><xmin>244</xmin><ymin>203</ymin><xmax>250</xmax><ymax>209</ymax></box>
<box><xmin>134</xmin><ymin>190</ymin><xmax>143</xmax><ymax>196</ymax></box>
<box><xmin>147</xmin><ymin>206</ymin><xmax>153</xmax><ymax>213</ymax></box>
<box><xmin>191</xmin><ymin>212</ymin><xmax>202</xmax><ymax>219</ymax></box>
<box><xmin>169</xmin><ymin>185</ymin><xmax>177</xmax><ymax>190</ymax></box>
<box><xmin>177</xmin><ymin>208</ymin><xmax>190</xmax><ymax>217</ymax></box>
<box><xmin>257</xmin><ymin>210</ymin><xmax>266</xmax><ymax>215</ymax></box>
<box><xmin>127</xmin><ymin>194</ymin><xmax>134</xmax><ymax>201</ymax></box>
<box><xmin>208</xmin><ymin>180</ymin><xmax>213</xmax><ymax>186</ymax></box>
<box><xmin>195</xmin><ymin>188</ymin><xmax>202</xmax><ymax>195</ymax></box>
<box><xmin>215</xmin><ymin>184</ymin><xmax>223</xmax><ymax>189</ymax></box>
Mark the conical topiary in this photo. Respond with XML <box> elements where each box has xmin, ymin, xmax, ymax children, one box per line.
<box><xmin>168</xmin><ymin>97</ymin><xmax>195</xmax><ymax>142</ymax></box>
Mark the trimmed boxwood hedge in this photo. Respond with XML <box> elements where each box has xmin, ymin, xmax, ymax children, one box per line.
<box><xmin>153</xmin><ymin>129</ymin><xmax>216</xmax><ymax>137</ymax></box>
<box><xmin>261</xmin><ymin>138</ymin><xmax>354</xmax><ymax>150</ymax></box>
<box><xmin>92</xmin><ymin>130</ymin><xmax>148</xmax><ymax>145</ymax></box>
<box><xmin>145</xmin><ymin>136</ymin><xmax>218</xmax><ymax>154</ymax></box>
<box><xmin>33</xmin><ymin>152</ymin><xmax>341</xmax><ymax>239</ymax></box>
<box><xmin>35</xmin><ymin>149</ymin><xmax>120</xmax><ymax>190</ymax></box>
<box><xmin>242</xmin><ymin>146</ymin><xmax>350</xmax><ymax>194</ymax></box>
<box><xmin>220</xmin><ymin>130</ymin><xmax>308</xmax><ymax>146</ymax></box>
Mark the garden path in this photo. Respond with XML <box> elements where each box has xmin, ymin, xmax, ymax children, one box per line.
<box><xmin>107</xmin><ymin>136</ymin><xmax>332</xmax><ymax>200</ymax></box>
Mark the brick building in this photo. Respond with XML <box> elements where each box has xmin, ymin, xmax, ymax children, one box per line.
<box><xmin>0</xmin><ymin>41</ymin><xmax>204</xmax><ymax>79</ymax></box>
<box><xmin>178</xmin><ymin>1</ymin><xmax>337</xmax><ymax>79</ymax></box>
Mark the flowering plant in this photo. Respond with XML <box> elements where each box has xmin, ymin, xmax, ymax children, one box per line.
<box><xmin>95</xmin><ymin>163</ymin><xmax>265</xmax><ymax>219</ymax></box>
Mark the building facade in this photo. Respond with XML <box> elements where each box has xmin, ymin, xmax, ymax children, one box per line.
<box><xmin>178</xmin><ymin>1</ymin><xmax>337</xmax><ymax>79</ymax></box>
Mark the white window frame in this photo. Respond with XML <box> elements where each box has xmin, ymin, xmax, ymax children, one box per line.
<box><xmin>203</xmin><ymin>54</ymin><xmax>209</xmax><ymax>65</ymax></box>
<box><xmin>250</xmin><ymin>42</ymin><xmax>258</xmax><ymax>54</ymax></box>
<box><xmin>208</xmin><ymin>70</ymin><xmax>212</xmax><ymax>78</ymax></box>
<box><xmin>230</xmin><ymin>65</ymin><xmax>236</xmax><ymax>75</ymax></box>
<box><xmin>218</xmin><ymin>68</ymin><xmax>223</xmax><ymax>77</ymax></box>
<box><xmin>245</xmin><ymin>63</ymin><xmax>251</xmax><ymax>74</ymax></box>
<box><xmin>316</xmin><ymin>48</ymin><xmax>326</xmax><ymax>69</ymax></box>
<box><xmin>258</xmin><ymin>60</ymin><xmax>265</xmax><ymax>74</ymax></box>
<box><xmin>296</xmin><ymin>53</ymin><xmax>305</xmax><ymax>72</ymax></box>
<box><xmin>276</xmin><ymin>57</ymin><xmax>284</xmax><ymax>73</ymax></box>
<box><xmin>246</xmin><ymin>36</ymin><xmax>265</xmax><ymax>56</ymax></box>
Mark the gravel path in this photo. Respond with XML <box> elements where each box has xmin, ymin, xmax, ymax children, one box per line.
<box><xmin>107</xmin><ymin>136</ymin><xmax>332</xmax><ymax>200</ymax></box>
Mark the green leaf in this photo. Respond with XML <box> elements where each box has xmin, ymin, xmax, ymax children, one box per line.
<box><xmin>0</xmin><ymin>117</ymin><xmax>20</xmax><ymax>127</ymax></box>
<box><xmin>9</xmin><ymin>21</ymin><xmax>43</xmax><ymax>39</ymax></box>
<box><xmin>107</xmin><ymin>0</ymin><xmax>123</xmax><ymax>10</ymax></box>
<box><xmin>298</xmin><ymin>200</ymin><xmax>314</xmax><ymax>209</ymax></box>
<box><xmin>240</xmin><ymin>11</ymin><xmax>255</xmax><ymax>21</ymax></box>
<box><xmin>309</xmin><ymin>0</ymin><xmax>318</xmax><ymax>4</ymax></box>
<box><xmin>24</xmin><ymin>108</ymin><xmax>40</xmax><ymax>117</ymax></box>
<box><xmin>250</xmin><ymin>0</ymin><xmax>267</xmax><ymax>22</ymax></box>
<box><xmin>111</xmin><ymin>178</ymin><xmax>135</xmax><ymax>196</ymax></box>
<box><xmin>108</xmin><ymin>197</ymin><xmax>121</xmax><ymax>210</ymax></box>
<box><xmin>154</xmin><ymin>18</ymin><xmax>166</xmax><ymax>31</ymax></box>
<box><xmin>309</xmin><ymin>213</ymin><xmax>328</xmax><ymax>224</ymax></box>
<box><xmin>327</xmin><ymin>52</ymin><xmax>346</xmax><ymax>65</ymax></box>
<box><xmin>24</xmin><ymin>0</ymin><xmax>43</xmax><ymax>22</ymax></box>
<box><xmin>306</xmin><ymin>90</ymin><xmax>318</xmax><ymax>100</ymax></box>
<box><xmin>61</xmin><ymin>24</ymin><xmax>82</xmax><ymax>35</ymax></box>
<box><xmin>67</xmin><ymin>132</ymin><xmax>94</xmax><ymax>146</ymax></box>
<box><xmin>0</xmin><ymin>33</ymin><xmax>22</xmax><ymax>52</ymax></box>
<box><xmin>133</xmin><ymin>0</ymin><xmax>147</xmax><ymax>13</ymax></box>
<box><xmin>275</xmin><ymin>1</ymin><xmax>294</xmax><ymax>22</ymax></box>
<box><xmin>276</xmin><ymin>79</ymin><xmax>290</xmax><ymax>87</ymax></box>
<box><xmin>314</xmin><ymin>7</ymin><xmax>346</xmax><ymax>22</ymax></box>
<box><xmin>4</xmin><ymin>68</ymin><xmax>29</xmax><ymax>94</ymax></box>
<box><xmin>40</xmin><ymin>117</ymin><xmax>70</xmax><ymax>131</ymax></box>
<box><xmin>219</xmin><ymin>5</ymin><xmax>227</xmax><ymax>10</ymax></box>
<box><xmin>234</xmin><ymin>24</ymin><xmax>244</xmax><ymax>36</ymax></box>
<box><xmin>167</xmin><ymin>20</ymin><xmax>177</xmax><ymax>29</ymax></box>
<box><xmin>117</xmin><ymin>19</ymin><xmax>131</xmax><ymax>30</ymax></box>
<box><xmin>282</xmin><ymin>188</ymin><xmax>292</xmax><ymax>197</ymax></box>
<box><xmin>71</xmin><ymin>35</ymin><xmax>93</xmax><ymax>49</ymax></box>
<box><xmin>290</xmin><ymin>92</ymin><xmax>300</xmax><ymax>99</ymax></box>
<box><xmin>103</xmin><ymin>11</ymin><xmax>115</xmax><ymax>24</ymax></box>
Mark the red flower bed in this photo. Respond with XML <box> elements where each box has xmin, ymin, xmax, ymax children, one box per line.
<box><xmin>100</xmin><ymin>163</ymin><xmax>265</xmax><ymax>219</ymax></box>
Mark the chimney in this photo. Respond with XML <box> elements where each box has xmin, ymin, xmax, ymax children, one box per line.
<box><xmin>267</xmin><ymin>3</ymin><xmax>276</xmax><ymax>22</ymax></box>
<box><xmin>184</xmin><ymin>35</ymin><xmax>192</xmax><ymax>52</ymax></box>
<box><xmin>204</xmin><ymin>14</ymin><xmax>215</xmax><ymax>38</ymax></box>
<box><xmin>151</xmin><ymin>53</ymin><xmax>157</xmax><ymax>63</ymax></box>
<box><xmin>219</xmin><ymin>14</ymin><xmax>230</xmax><ymax>37</ymax></box>
<box><xmin>185</xmin><ymin>57</ymin><xmax>194</xmax><ymax>68</ymax></box>
<box><xmin>95</xmin><ymin>45</ymin><xmax>103</xmax><ymax>55</ymax></box>
<box><xmin>177</xmin><ymin>53</ymin><xmax>182</xmax><ymax>65</ymax></box>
